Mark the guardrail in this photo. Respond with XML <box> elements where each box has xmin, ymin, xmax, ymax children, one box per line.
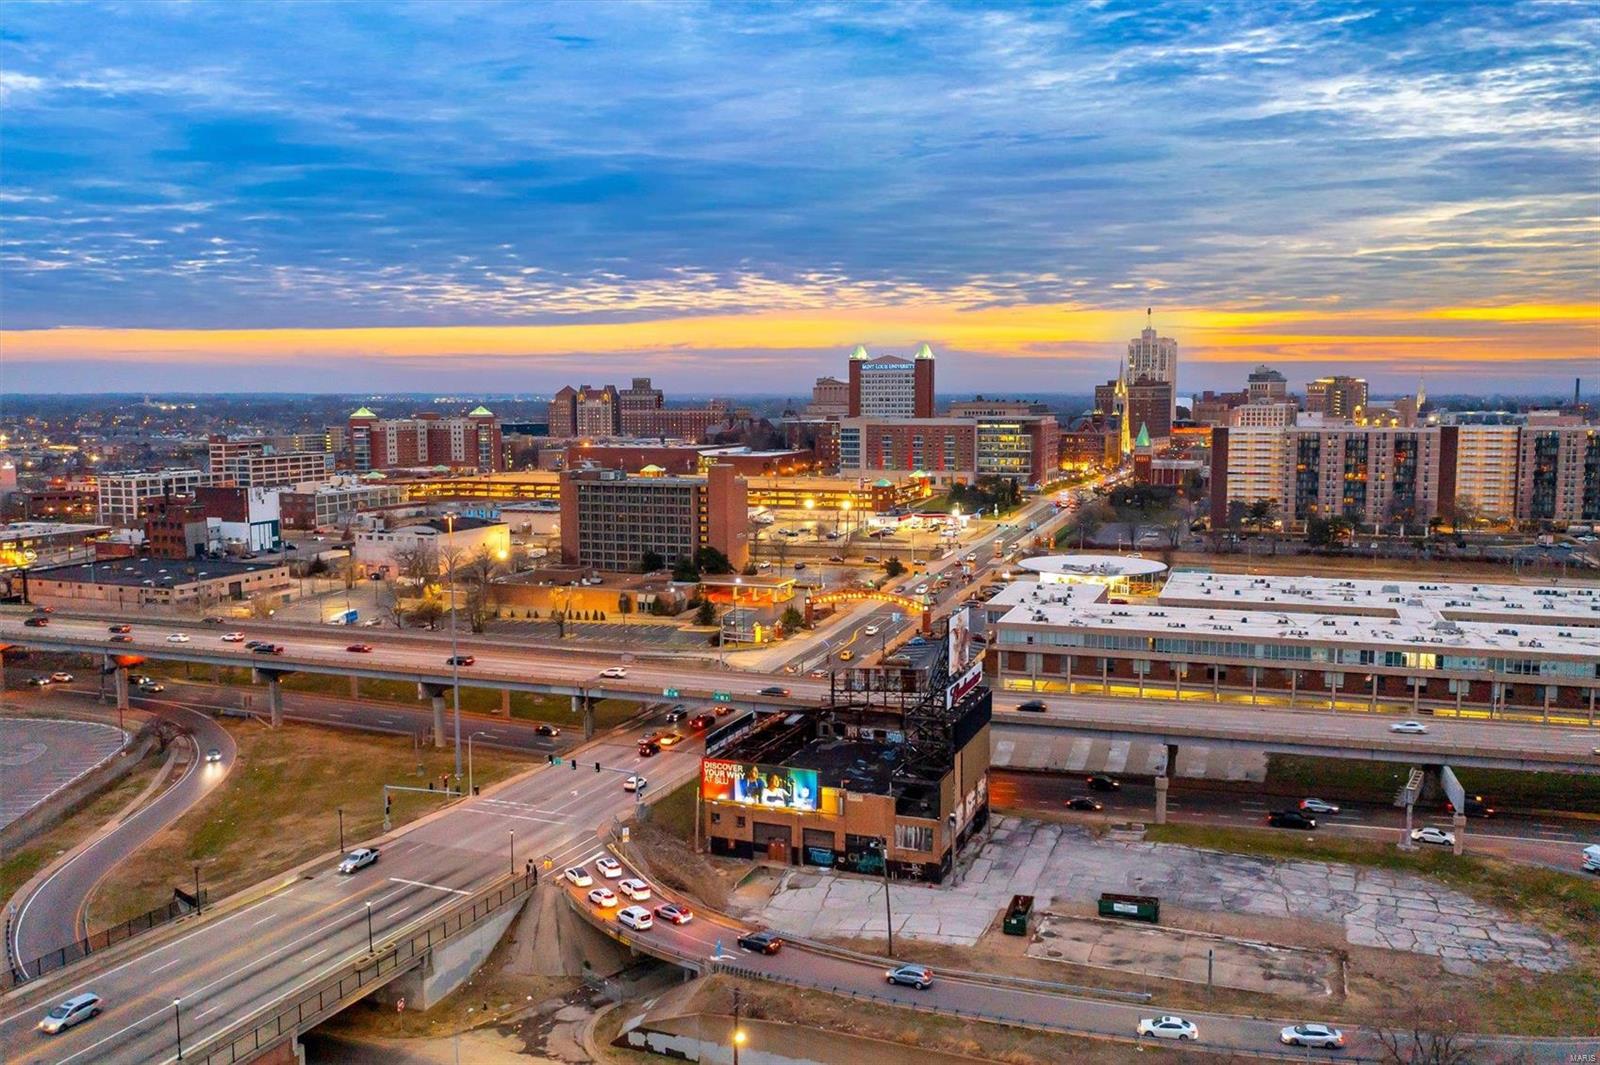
<box><xmin>4</xmin><ymin>889</ymin><xmax>209</xmax><ymax>991</ymax></box>
<box><xmin>188</xmin><ymin>871</ymin><xmax>535</xmax><ymax>1065</ymax></box>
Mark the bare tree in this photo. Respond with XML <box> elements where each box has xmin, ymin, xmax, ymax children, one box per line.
<box><xmin>452</xmin><ymin>545</ymin><xmax>504</xmax><ymax>634</ymax></box>
<box><xmin>391</xmin><ymin>543</ymin><xmax>438</xmax><ymax>585</ymax></box>
<box><xmin>1374</xmin><ymin>998</ymin><xmax>1519</xmax><ymax>1065</ymax></box>
<box><xmin>376</xmin><ymin>579</ymin><xmax>408</xmax><ymax>629</ymax></box>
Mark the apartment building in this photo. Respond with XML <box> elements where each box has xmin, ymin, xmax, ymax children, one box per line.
<box><xmin>1453</xmin><ymin>424</ymin><xmax>1521</xmax><ymax>522</ymax></box>
<box><xmin>1305</xmin><ymin>376</ymin><xmax>1369</xmax><ymax>421</ymax></box>
<box><xmin>346</xmin><ymin>407</ymin><xmax>504</xmax><ymax>472</ymax></box>
<box><xmin>96</xmin><ymin>469</ymin><xmax>211</xmax><ymax>527</ymax></box>
<box><xmin>847</xmin><ymin>344</ymin><xmax>935</xmax><ymax>419</ymax></box>
<box><xmin>208</xmin><ymin>435</ymin><xmax>334</xmax><ymax>488</ymax></box>
<box><xmin>1518</xmin><ymin>425</ymin><xmax>1600</xmax><ymax>525</ymax></box>
<box><xmin>558</xmin><ymin>464</ymin><xmax>748</xmax><ymax>572</ymax></box>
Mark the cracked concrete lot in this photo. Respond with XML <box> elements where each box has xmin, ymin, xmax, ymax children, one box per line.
<box><xmin>753</xmin><ymin>816</ymin><xmax>1571</xmax><ymax>974</ymax></box>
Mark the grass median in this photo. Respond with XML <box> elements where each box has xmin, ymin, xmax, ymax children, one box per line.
<box><xmin>86</xmin><ymin>718</ymin><xmax>534</xmax><ymax>928</ymax></box>
<box><xmin>1266</xmin><ymin>753</ymin><xmax>1600</xmax><ymax>814</ymax></box>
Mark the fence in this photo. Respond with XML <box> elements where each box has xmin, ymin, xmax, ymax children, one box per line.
<box><xmin>190</xmin><ymin>870</ymin><xmax>534</xmax><ymax>1065</ymax></box>
<box><xmin>5</xmin><ymin>888</ymin><xmax>209</xmax><ymax>991</ymax></box>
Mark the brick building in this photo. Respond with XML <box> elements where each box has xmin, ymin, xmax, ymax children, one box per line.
<box><xmin>345</xmin><ymin>407</ymin><xmax>504</xmax><ymax>472</ymax></box>
<box><xmin>559</xmin><ymin>464</ymin><xmax>749</xmax><ymax>572</ymax></box>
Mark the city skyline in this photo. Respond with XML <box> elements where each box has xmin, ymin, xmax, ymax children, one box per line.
<box><xmin>3</xmin><ymin>1</ymin><xmax>1597</xmax><ymax>394</ymax></box>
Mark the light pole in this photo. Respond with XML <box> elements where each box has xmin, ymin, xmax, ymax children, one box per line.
<box><xmin>804</xmin><ymin>498</ymin><xmax>815</xmax><ymax>541</ymax></box>
<box><xmin>508</xmin><ymin>829</ymin><xmax>515</xmax><ymax>876</ymax></box>
<box><xmin>337</xmin><ymin>806</ymin><xmax>345</xmax><ymax>853</ymax></box>
<box><xmin>445</xmin><ymin>512</ymin><xmax>462</xmax><ymax>783</ymax></box>
<box><xmin>732</xmin><ymin>987</ymin><xmax>745</xmax><ymax>1065</ymax></box>
<box><xmin>173</xmin><ymin>998</ymin><xmax>183</xmax><ymax>1060</ymax></box>
<box><xmin>468</xmin><ymin>730</ymin><xmax>489</xmax><ymax>795</ymax></box>
<box><xmin>841</xmin><ymin>499</ymin><xmax>852</xmax><ymax>542</ymax></box>
<box><xmin>365</xmin><ymin>901</ymin><xmax>374</xmax><ymax>954</ymax></box>
<box><xmin>873</xmin><ymin>838</ymin><xmax>894</xmax><ymax>956</ymax></box>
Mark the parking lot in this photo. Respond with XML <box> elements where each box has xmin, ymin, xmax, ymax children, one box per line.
<box><xmin>0</xmin><ymin>715</ymin><xmax>128</xmax><ymax>830</ymax></box>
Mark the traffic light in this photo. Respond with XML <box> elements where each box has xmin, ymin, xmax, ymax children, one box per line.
<box><xmin>594</xmin><ymin>761</ymin><xmax>601</xmax><ymax>773</ymax></box>
<box><xmin>384</xmin><ymin>793</ymin><xmax>392</xmax><ymax>815</ymax></box>
<box><xmin>571</xmin><ymin>758</ymin><xmax>577</xmax><ymax>770</ymax></box>
<box><xmin>546</xmin><ymin>754</ymin><xmax>555</xmax><ymax>766</ymax></box>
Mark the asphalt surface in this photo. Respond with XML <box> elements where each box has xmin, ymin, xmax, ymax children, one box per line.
<box><xmin>0</xmin><ymin>717</ymin><xmax>706</xmax><ymax>1065</ymax></box>
<box><xmin>7</xmin><ymin>701</ymin><xmax>236</xmax><ymax>978</ymax></box>
<box><xmin>0</xmin><ymin>717</ymin><xmax>126</xmax><ymax>831</ymax></box>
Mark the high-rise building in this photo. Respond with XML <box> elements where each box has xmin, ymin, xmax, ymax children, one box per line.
<box><xmin>558</xmin><ymin>464</ymin><xmax>749</xmax><ymax>572</ymax></box>
<box><xmin>1246</xmin><ymin>365</ymin><xmax>1288</xmax><ymax>404</ymax></box>
<box><xmin>575</xmin><ymin>385</ymin><xmax>621</xmax><ymax>437</ymax></box>
<box><xmin>847</xmin><ymin>343</ymin><xmax>935</xmax><ymax>419</ymax></box>
<box><xmin>619</xmin><ymin>377</ymin><xmax>665</xmax><ymax>435</ymax></box>
<box><xmin>1452</xmin><ymin>424</ymin><xmax>1520</xmax><ymax>522</ymax></box>
<box><xmin>1518</xmin><ymin>425</ymin><xmax>1600</xmax><ymax>525</ymax></box>
<box><xmin>1192</xmin><ymin>390</ymin><xmax>1249</xmax><ymax>426</ymax></box>
<box><xmin>1228</xmin><ymin>402</ymin><xmax>1297</xmax><ymax>429</ymax></box>
<box><xmin>1126</xmin><ymin>379</ymin><xmax>1174</xmax><ymax>444</ymax></box>
<box><xmin>1126</xmin><ymin>310</ymin><xmax>1178</xmax><ymax>419</ymax></box>
<box><xmin>1305</xmin><ymin>376</ymin><xmax>1369</xmax><ymax>421</ymax></box>
<box><xmin>547</xmin><ymin>387</ymin><xmax>579</xmax><ymax>437</ymax></box>
<box><xmin>345</xmin><ymin>407</ymin><xmax>504</xmax><ymax>472</ymax></box>
<box><xmin>549</xmin><ymin>379</ymin><xmax>726</xmax><ymax>441</ymax></box>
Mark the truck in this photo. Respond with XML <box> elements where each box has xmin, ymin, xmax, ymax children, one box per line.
<box><xmin>1583</xmin><ymin>844</ymin><xmax>1600</xmax><ymax>875</ymax></box>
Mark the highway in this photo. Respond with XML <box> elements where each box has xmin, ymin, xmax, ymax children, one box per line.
<box><xmin>8</xmin><ymin>704</ymin><xmax>236</xmax><ymax>980</ymax></box>
<box><xmin>0</xmin><ymin>722</ymin><xmax>705</xmax><ymax>1065</ymax></box>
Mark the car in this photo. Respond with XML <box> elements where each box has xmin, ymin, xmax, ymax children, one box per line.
<box><xmin>1137</xmin><ymin>1016</ymin><xmax>1198</xmax><ymax>1041</ymax></box>
<box><xmin>244</xmin><ymin>640</ymin><xmax>266</xmax><ymax>649</ymax></box>
<box><xmin>563</xmin><ymin>867</ymin><xmax>593</xmax><ymax>887</ymax></box>
<box><xmin>37</xmin><ymin>992</ymin><xmax>102</xmax><ymax>1034</ymax></box>
<box><xmin>23</xmin><ymin>617</ymin><xmax>49</xmax><ymax>627</ymax></box>
<box><xmin>658</xmin><ymin>732</ymin><xmax>682</xmax><ymax>748</ymax></box>
<box><xmin>837</xmin><ymin>649</ymin><xmax>855</xmax><ymax>662</ymax></box>
<box><xmin>109</xmin><ymin>634</ymin><xmax>133</xmax><ymax>643</ymax></box>
<box><xmin>136</xmin><ymin>681</ymin><xmax>166</xmax><ymax>693</ymax></box>
<box><xmin>618</xmin><ymin>877</ymin><xmax>652</xmax><ymax>900</ymax></box>
<box><xmin>587</xmin><ymin>887</ymin><xmax>618</xmax><ymax>908</ymax></box>
<box><xmin>600</xmin><ymin>666</ymin><xmax>628</xmax><ymax>678</ymax></box>
<box><xmin>914</xmin><ymin>584</ymin><xmax>929</xmax><ymax>594</ymax></box>
<box><xmin>337</xmin><ymin>847</ymin><xmax>380</xmax><ymax>874</ymax></box>
<box><xmin>827</xmin><ymin>555</ymin><xmax>845</xmax><ymax>562</ymax></box>
<box><xmin>447</xmin><ymin>655</ymin><xmax>475</xmax><ymax>666</ymax></box>
<box><xmin>345</xmin><ymin>643</ymin><xmax>373</xmax><ymax>653</ymax></box>
<box><xmin>690</xmin><ymin>713</ymin><xmax>716</xmax><ymax>730</ymax></box>
<box><xmin>637</xmin><ymin>741</ymin><xmax>660</xmax><ymax>757</ymax></box>
<box><xmin>1447</xmin><ymin>796</ymin><xmax>1496</xmax><ymax>818</ymax></box>
<box><xmin>252</xmin><ymin>644</ymin><xmax>284</xmax><ymax>655</ymax></box>
<box><xmin>221</xmin><ymin>632</ymin><xmax>245</xmax><ymax>642</ymax></box>
<box><xmin>108</xmin><ymin>624</ymin><xmax>131</xmax><ymax>634</ymax></box>
<box><xmin>166</xmin><ymin>633</ymin><xmax>191</xmax><ymax>643</ymax></box>
<box><xmin>1017</xmin><ymin>699</ymin><xmax>1048</xmax><ymax>713</ymax></box>
<box><xmin>624</xmin><ymin>775</ymin><xmax>648</xmax><ymax>793</ymax></box>
<box><xmin>205</xmin><ymin>748</ymin><xmax>222</xmax><ymax>764</ymax></box>
<box><xmin>25</xmin><ymin>676</ymin><xmax>51</xmax><ymax>688</ymax></box>
<box><xmin>1281</xmin><ymin>1023</ymin><xmax>1345</xmax><ymax>1048</ymax></box>
<box><xmin>1268</xmin><ymin>810</ymin><xmax>1317</xmax><ymax>830</ymax></box>
<box><xmin>1411</xmin><ymin>826</ymin><xmax>1456</xmax><ymax>846</ymax></box>
<box><xmin>793</xmin><ymin>562</ymin><xmax>807</xmax><ymax>571</ymax></box>
<box><xmin>597</xmin><ymin>856</ymin><xmax>623</xmax><ymax>878</ymax></box>
<box><xmin>202</xmin><ymin>616</ymin><xmax>225</xmax><ymax>624</ymax></box>
<box><xmin>863</xmin><ymin>625</ymin><xmax>880</xmax><ymax>636</ymax></box>
<box><xmin>665</xmin><ymin>706</ymin><xmax>688</xmax><ymax>723</ymax></box>
<box><xmin>617</xmin><ymin>905</ymin><xmax>653</xmax><ymax>931</ymax></box>
<box><xmin>862</xmin><ymin>555</ymin><xmax>880</xmax><ymax>563</ymax></box>
<box><xmin>535</xmin><ymin>723</ymin><xmax>561</xmax><ymax>737</ymax></box>
<box><xmin>1066</xmin><ymin>796</ymin><xmax>1104</xmax><ymax>812</ymax></box>
<box><xmin>654</xmin><ymin>902</ymin><xmax>694</xmax><ymax>925</ymax></box>
<box><xmin>1390</xmin><ymin>720</ymin><xmax>1429</xmax><ymax>734</ymax></box>
<box><xmin>737</xmin><ymin>930</ymin><xmax>783</xmax><ymax>955</ymax></box>
<box><xmin>1087</xmin><ymin>775</ymin><xmax>1121</xmax><ymax>792</ymax></box>
<box><xmin>759</xmin><ymin>686</ymin><xmax>791</xmax><ymax>697</ymax></box>
<box><xmin>885</xmin><ymin>963</ymin><xmax>934</xmax><ymax>989</ymax></box>
<box><xmin>1299</xmin><ymin>798</ymin><xmax>1341</xmax><ymax>814</ymax></box>
<box><xmin>362</xmin><ymin>618</ymin><xmax>383</xmax><ymax>626</ymax></box>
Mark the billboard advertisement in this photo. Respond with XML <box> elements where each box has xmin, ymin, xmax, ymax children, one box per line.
<box><xmin>948</xmin><ymin>604</ymin><xmax>975</xmax><ymax>675</ymax></box>
<box><xmin>701</xmin><ymin>759</ymin><xmax>820</xmax><ymax>812</ymax></box>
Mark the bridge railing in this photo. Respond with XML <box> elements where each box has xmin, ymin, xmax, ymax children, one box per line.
<box><xmin>188</xmin><ymin>871</ymin><xmax>535</xmax><ymax>1065</ymax></box>
<box><xmin>4</xmin><ymin>889</ymin><xmax>209</xmax><ymax>992</ymax></box>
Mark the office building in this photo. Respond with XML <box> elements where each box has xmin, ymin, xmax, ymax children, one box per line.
<box><xmin>807</xmin><ymin>377</ymin><xmax>850</xmax><ymax>418</ymax></box>
<box><xmin>1126</xmin><ymin>378</ymin><xmax>1174</xmax><ymax>444</ymax></box>
<box><xmin>208</xmin><ymin>435</ymin><xmax>334</xmax><ymax>488</ymax></box>
<box><xmin>1247</xmin><ymin>365</ymin><xmax>1288</xmax><ymax>404</ymax></box>
<box><xmin>838</xmin><ymin>414</ymin><xmax>1059</xmax><ymax>485</ymax></box>
<box><xmin>847</xmin><ymin>343</ymin><xmax>935</xmax><ymax>419</ymax></box>
<box><xmin>1518</xmin><ymin>425</ymin><xmax>1600</xmax><ymax>525</ymax></box>
<box><xmin>1126</xmin><ymin>311</ymin><xmax>1178</xmax><ymax>420</ymax></box>
<box><xmin>619</xmin><ymin>377</ymin><xmax>665</xmax><ymax>434</ymax></box>
<box><xmin>97</xmin><ymin>469</ymin><xmax>211</xmax><ymax>527</ymax></box>
<box><xmin>559</xmin><ymin>464</ymin><xmax>749</xmax><ymax>572</ymax></box>
<box><xmin>1228</xmin><ymin>402</ymin><xmax>1297</xmax><ymax>429</ymax></box>
<box><xmin>1305</xmin><ymin>377</ymin><xmax>1369</xmax><ymax>421</ymax></box>
<box><xmin>946</xmin><ymin>399</ymin><xmax>1052</xmax><ymax>418</ymax></box>
<box><xmin>279</xmin><ymin>481</ymin><xmax>409</xmax><ymax>531</ymax></box>
<box><xmin>346</xmin><ymin>407</ymin><xmax>504</xmax><ymax>473</ymax></box>
<box><xmin>1192</xmin><ymin>390</ymin><xmax>1248</xmax><ymax>427</ymax></box>
<box><xmin>990</xmin><ymin>569</ymin><xmax>1600</xmax><ymax>719</ymax></box>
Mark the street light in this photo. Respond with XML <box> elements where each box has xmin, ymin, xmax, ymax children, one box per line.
<box><xmin>468</xmin><ymin>730</ymin><xmax>490</xmax><ymax>795</ymax></box>
<box><xmin>804</xmin><ymin>497</ymin><xmax>816</xmax><ymax>540</ymax></box>
<box><xmin>872</xmin><ymin>838</ymin><xmax>894</xmax><ymax>956</ymax></box>
<box><xmin>509</xmin><ymin>829</ymin><xmax>515</xmax><ymax>876</ymax></box>
<box><xmin>732</xmin><ymin>987</ymin><xmax>745</xmax><ymax>1065</ymax></box>
<box><xmin>365</xmin><ymin>901</ymin><xmax>374</xmax><ymax>954</ymax></box>
<box><xmin>173</xmin><ymin>998</ymin><xmax>183</xmax><ymax>1060</ymax></box>
<box><xmin>445</xmin><ymin>511</ymin><xmax>462</xmax><ymax>783</ymax></box>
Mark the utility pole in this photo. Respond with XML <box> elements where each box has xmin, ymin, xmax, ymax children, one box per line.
<box><xmin>731</xmin><ymin>987</ymin><xmax>743</xmax><ymax>1065</ymax></box>
<box><xmin>446</xmin><ymin>512</ymin><xmax>462</xmax><ymax>783</ymax></box>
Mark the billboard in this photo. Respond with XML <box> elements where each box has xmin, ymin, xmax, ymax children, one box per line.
<box><xmin>948</xmin><ymin>604</ymin><xmax>975</xmax><ymax>675</ymax></box>
<box><xmin>701</xmin><ymin>759</ymin><xmax>820</xmax><ymax>812</ymax></box>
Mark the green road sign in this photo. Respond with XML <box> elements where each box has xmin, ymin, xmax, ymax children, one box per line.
<box><xmin>712</xmin><ymin>691</ymin><xmax>732</xmax><ymax>702</ymax></box>
<box><xmin>662</xmin><ymin>687</ymin><xmax>681</xmax><ymax>698</ymax></box>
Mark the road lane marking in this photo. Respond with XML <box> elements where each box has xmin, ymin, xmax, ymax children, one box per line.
<box><xmin>150</xmin><ymin>958</ymin><xmax>183</xmax><ymax>974</ymax></box>
<box><xmin>387</xmin><ymin>906</ymin><xmax>410</xmax><ymax>918</ymax></box>
<box><xmin>388</xmin><ymin>877</ymin><xmax>470</xmax><ymax>896</ymax></box>
<box><xmin>251</xmin><ymin>913</ymin><xmax>277</xmax><ymax>927</ymax></box>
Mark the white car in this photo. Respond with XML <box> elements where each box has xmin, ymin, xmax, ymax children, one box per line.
<box><xmin>1390</xmin><ymin>720</ymin><xmax>1429</xmax><ymax>734</ymax></box>
<box><xmin>220</xmin><ymin>632</ymin><xmax>245</xmax><ymax>642</ymax></box>
<box><xmin>600</xmin><ymin>666</ymin><xmax>628</xmax><ymax>679</ymax></box>
<box><xmin>596</xmin><ymin>856</ymin><xmax>623</xmax><ymax>878</ymax></box>
<box><xmin>587</xmin><ymin>887</ymin><xmax>618</xmax><ymax>908</ymax></box>
<box><xmin>914</xmin><ymin>584</ymin><xmax>928</xmax><ymax>594</ymax></box>
<box><xmin>1281</xmin><ymin>1023</ymin><xmax>1345</xmax><ymax>1048</ymax></box>
<box><xmin>37</xmin><ymin>992</ymin><xmax>102</xmax><ymax>1034</ymax></box>
<box><xmin>617</xmin><ymin>905</ymin><xmax>653</xmax><ymax>931</ymax></box>
<box><xmin>337</xmin><ymin>847</ymin><xmax>380</xmax><ymax>874</ymax></box>
<box><xmin>618</xmin><ymin>877</ymin><xmax>652</xmax><ymax>901</ymax></box>
<box><xmin>624</xmin><ymin>775</ymin><xmax>648</xmax><ymax>793</ymax></box>
<box><xmin>1299</xmin><ymin>798</ymin><xmax>1341</xmax><ymax>815</ymax></box>
<box><xmin>1137</xmin><ymin>1016</ymin><xmax>1197</xmax><ymax>1041</ymax></box>
<box><xmin>1411</xmin><ymin>826</ymin><xmax>1456</xmax><ymax>847</ymax></box>
<box><xmin>49</xmin><ymin>671</ymin><xmax>75</xmax><ymax>683</ymax></box>
<box><xmin>166</xmin><ymin>633</ymin><xmax>191</xmax><ymax>643</ymax></box>
<box><xmin>563</xmin><ymin>866</ymin><xmax>593</xmax><ymax>887</ymax></box>
<box><xmin>863</xmin><ymin>624</ymin><xmax>880</xmax><ymax>636</ymax></box>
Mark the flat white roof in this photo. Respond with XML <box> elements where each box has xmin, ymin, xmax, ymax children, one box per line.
<box><xmin>1020</xmin><ymin>553</ymin><xmax>1169</xmax><ymax>580</ymax></box>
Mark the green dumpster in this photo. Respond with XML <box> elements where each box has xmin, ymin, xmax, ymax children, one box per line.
<box><xmin>1098</xmin><ymin>892</ymin><xmax>1159</xmax><ymax>923</ymax></box>
<box><xmin>1002</xmin><ymin>894</ymin><xmax>1034</xmax><ymax>935</ymax></box>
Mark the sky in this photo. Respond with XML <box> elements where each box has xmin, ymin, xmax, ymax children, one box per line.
<box><xmin>2</xmin><ymin>0</ymin><xmax>1597</xmax><ymax>397</ymax></box>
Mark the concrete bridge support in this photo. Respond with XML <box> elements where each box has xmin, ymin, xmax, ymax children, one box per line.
<box><xmin>114</xmin><ymin>664</ymin><xmax>130</xmax><ymax>716</ymax></box>
<box><xmin>423</xmin><ymin>684</ymin><xmax>448</xmax><ymax>748</ymax></box>
<box><xmin>377</xmin><ymin>896</ymin><xmax>529</xmax><ymax>1012</ymax></box>
<box><xmin>574</xmin><ymin>692</ymin><xmax>595</xmax><ymax>741</ymax></box>
<box><xmin>266</xmin><ymin>673</ymin><xmax>285</xmax><ymax>727</ymax></box>
<box><xmin>1153</xmin><ymin>742</ymin><xmax>1178</xmax><ymax>825</ymax></box>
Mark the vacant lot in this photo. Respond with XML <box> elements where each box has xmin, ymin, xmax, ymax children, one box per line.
<box><xmin>87</xmin><ymin>718</ymin><xmax>532</xmax><ymax>927</ymax></box>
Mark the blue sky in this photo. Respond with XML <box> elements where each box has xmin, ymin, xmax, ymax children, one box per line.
<box><xmin>2</xmin><ymin>0</ymin><xmax>1596</xmax><ymax>394</ymax></box>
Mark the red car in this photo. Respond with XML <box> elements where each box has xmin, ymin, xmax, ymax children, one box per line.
<box><xmin>689</xmin><ymin>714</ymin><xmax>716</xmax><ymax>730</ymax></box>
<box><xmin>345</xmin><ymin>644</ymin><xmax>373</xmax><ymax>653</ymax></box>
<box><xmin>23</xmin><ymin>617</ymin><xmax>49</xmax><ymax>628</ymax></box>
<box><xmin>447</xmin><ymin>655</ymin><xmax>475</xmax><ymax>666</ymax></box>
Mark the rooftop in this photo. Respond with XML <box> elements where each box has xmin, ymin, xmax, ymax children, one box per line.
<box><xmin>1019</xmin><ymin>553</ymin><xmax>1169</xmax><ymax>581</ymax></box>
<box><xmin>31</xmin><ymin>556</ymin><xmax>286</xmax><ymax>588</ymax></box>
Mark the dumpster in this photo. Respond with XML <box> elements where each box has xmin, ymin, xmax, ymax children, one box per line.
<box><xmin>1002</xmin><ymin>894</ymin><xmax>1034</xmax><ymax>936</ymax></box>
<box><xmin>1098</xmin><ymin>892</ymin><xmax>1159</xmax><ymax>923</ymax></box>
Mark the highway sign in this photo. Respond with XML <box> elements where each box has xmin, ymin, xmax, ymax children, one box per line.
<box><xmin>663</xmin><ymin>687</ymin><xmax>681</xmax><ymax>698</ymax></box>
<box><xmin>712</xmin><ymin>691</ymin><xmax>732</xmax><ymax>702</ymax></box>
